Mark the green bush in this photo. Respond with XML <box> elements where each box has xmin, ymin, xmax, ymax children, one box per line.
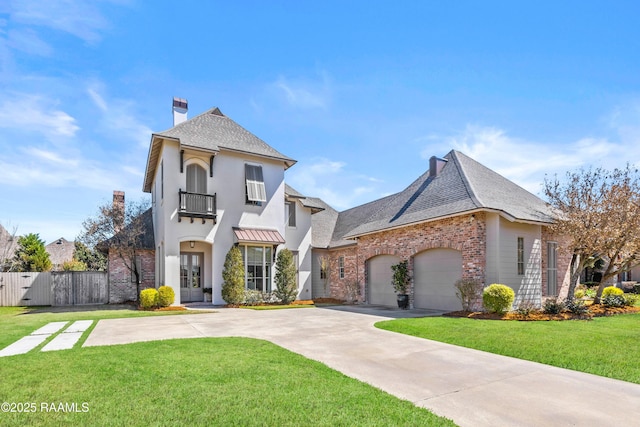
<box><xmin>602</xmin><ymin>286</ymin><xmax>623</xmax><ymax>298</ymax></box>
<box><xmin>542</xmin><ymin>298</ymin><xmax>564</xmax><ymax>314</ymax></box>
<box><xmin>564</xmin><ymin>298</ymin><xmax>589</xmax><ymax>315</ymax></box>
<box><xmin>585</xmin><ymin>288</ymin><xmax>597</xmax><ymax>298</ymax></box>
<box><xmin>222</xmin><ymin>246</ymin><xmax>245</xmax><ymax>305</ymax></box>
<box><xmin>482</xmin><ymin>284</ymin><xmax>515</xmax><ymax>314</ymax></box>
<box><xmin>158</xmin><ymin>285</ymin><xmax>175</xmax><ymax>307</ymax></box>
<box><xmin>274</xmin><ymin>249</ymin><xmax>298</xmax><ymax>304</ymax></box>
<box><xmin>140</xmin><ymin>288</ymin><xmax>159</xmax><ymax>309</ymax></box>
<box><xmin>602</xmin><ymin>294</ymin><xmax>625</xmax><ymax>307</ymax></box>
<box><xmin>243</xmin><ymin>290</ymin><xmax>263</xmax><ymax>306</ymax></box>
<box><xmin>574</xmin><ymin>289</ymin><xmax>585</xmax><ymax>299</ymax></box>
<box><xmin>623</xmin><ymin>294</ymin><xmax>639</xmax><ymax>306</ymax></box>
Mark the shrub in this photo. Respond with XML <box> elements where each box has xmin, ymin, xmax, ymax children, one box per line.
<box><xmin>542</xmin><ymin>298</ymin><xmax>564</xmax><ymax>314</ymax></box>
<box><xmin>623</xmin><ymin>294</ymin><xmax>639</xmax><ymax>306</ymax></box>
<box><xmin>274</xmin><ymin>249</ymin><xmax>298</xmax><ymax>304</ymax></box>
<box><xmin>564</xmin><ymin>298</ymin><xmax>589</xmax><ymax>315</ymax></box>
<box><xmin>515</xmin><ymin>301</ymin><xmax>538</xmax><ymax>318</ymax></box>
<box><xmin>585</xmin><ymin>288</ymin><xmax>597</xmax><ymax>298</ymax></box>
<box><xmin>390</xmin><ymin>261</ymin><xmax>410</xmax><ymax>294</ymax></box>
<box><xmin>574</xmin><ymin>289</ymin><xmax>585</xmax><ymax>299</ymax></box>
<box><xmin>158</xmin><ymin>285</ymin><xmax>175</xmax><ymax>307</ymax></box>
<box><xmin>602</xmin><ymin>286</ymin><xmax>623</xmax><ymax>298</ymax></box>
<box><xmin>633</xmin><ymin>284</ymin><xmax>640</xmax><ymax>295</ymax></box>
<box><xmin>602</xmin><ymin>294</ymin><xmax>626</xmax><ymax>307</ymax></box>
<box><xmin>262</xmin><ymin>293</ymin><xmax>281</xmax><ymax>304</ymax></box>
<box><xmin>140</xmin><ymin>288</ymin><xmax>159</xmax><ymax>309</ymax></box>
<box><xmin>482</xmin><ymin>284</ymin><xmax>515</xmax><ymax>314</ymax></box>
<box><xmin>222</xmin><ymin>246</ymin><xmax>245</xmax><ymax>305</ymax></box>
<box><xmin>454</xmin><ymin>279</ymin><xmax>483</xmax><ymax>311</ymax></box>
<box><xmin>62</xmin><ymin>259</ymin><xmax>87</xmax><ymax>271</ymax></box>
<box><xmin>243</xmin><ymin>290</ymin><xmax>263</xmax><ymax>306</ymax></box>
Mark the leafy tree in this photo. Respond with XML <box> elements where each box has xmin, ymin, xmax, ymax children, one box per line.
<box><xmin>13</xmin><ymin>233</ymin><xmax>52</xmax><ymax>272</ymax></box>
<box><xmin>62</xmin><ymin>259</ymin><xmax>87</xmax><ymax>271</ymax></box>
<box><xmin>221</xmin><ymin>246</ymin><xmax>245</xmax><ymax>304</ymax></box>
<box><xmin>274</xmin><ymin>248</ymin><xmax>298</xmax><ymax>304</ymax></box>
<box><xmin>544</xmin><ymin>165</ymin><xmax>640</xmax><ymax>301</ymax></box>
<box><xmin>79</xmin><ymin>197</ymin><xmax>151</xmax><ymax>300</ymax></box>
<box><xmin>73</xmin><ymin>241</ymin><xmax>107</xmax><ymax>271</ymax></box>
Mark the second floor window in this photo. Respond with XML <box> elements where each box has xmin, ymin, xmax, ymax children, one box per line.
<box><xmin>285</xmin><ymin>201</ymin><xmax>296</xmax><ymax>227</ymax></box>
<box><xmin>187</xmin><ymin>163</ymin><xmax>207</xmax><ymax>194</ymax></box>
<box><xmin>245</xmin><ymin>164</ymin><xmax>267</xmax><ymax>204</ymax></box>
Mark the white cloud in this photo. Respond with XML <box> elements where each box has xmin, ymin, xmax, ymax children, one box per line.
<box><xmin>287</xmin><ymin>157</ymin><xmax>380</xmax><ymax>210</ymax></box>
<box><xmin>271</xmin><ymin>73</ymin><xmax>331</xmax><ymax>110</ymax></box>
<box><xmin>420</xmin><ymin>123</ymin><xmax>624</xmax><ymax>195</ymax></box>
<box><xmin>9</xmin><ymin>0</ymin><xmax>111</xmax><ymax>44</ymax></box>
<box><xmin>87</xmin><ymin>84</ymin><xmax>152</xmax><ymax>147</ymax></box>
<box><xmin>0</xmin><ymin>94</ymin><xmax>79</xmax><ymax>138</ymax></box>
<box><xmin>6</xmin><ymin>28</ymin><xmax>52</xmax><ymax>56</ymax></box>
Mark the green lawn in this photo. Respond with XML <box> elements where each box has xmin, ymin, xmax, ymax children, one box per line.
<box><xmin>0</xmin><ymin>307</ymin><xmax>454</xmax><ymax>426</ymax></box>
<box><xmin>0</xmin><ymin>306</ymin><xmax>211</xmax><ymax>350</ymax></box>
<box><xmin>376</xmin><ymin>313</ymin><xmax>640</xmax><ymax>384</ymax></box>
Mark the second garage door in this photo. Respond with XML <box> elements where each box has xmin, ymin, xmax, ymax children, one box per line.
<box><xmin>367</xmin><ymin>255</ymin><xmax>400</xmax><ymax>306</ymax></box>
<box><xmin>413</xmin><ymin>249</ymin><xmax>462</xmax><ymax>311</ymax></box>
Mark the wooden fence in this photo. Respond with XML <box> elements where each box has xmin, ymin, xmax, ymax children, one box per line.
<box><xmin>0</xmin><ymin>272</ymin><xmax>108</xmax><ymax>306</ymax></box>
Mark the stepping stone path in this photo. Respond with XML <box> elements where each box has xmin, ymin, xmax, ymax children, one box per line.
<box><xmin>0</xmin><ymin>320</ymin><xmax>93</xmax><ymax>357</ymax></box>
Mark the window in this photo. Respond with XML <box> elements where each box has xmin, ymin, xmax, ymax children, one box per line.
<box><xmin>245</xmin><ymin>164</ymin><xmax>267</xmax><ymax>204</ymax></box>
<box><xmin>285</xmin><ymin>201</ymin><xmax>296</xmax><ymax>227</ymax></box>
<box><xmin>547</xmin><ymin>242</ymin><xmax>558</xmax><ymax>295</ymax></box>
<box><xmin>241</xmin><ymin>245</ymin><xmax>272</xmax><ymax>292</ymax></box>
<box><xmin>186</xmin><ymin>163</ymin><xmax>207</xmax><ymax>194</ymax></box>
<box><xmin>517</xmin><ymin>237</ymin><xmax>524</xmax><ymax>275</ymax></box>
<box><xmin>339</xmin><ymin>256</ymin><xmax>345</xmax><ymax>279</ymax></box>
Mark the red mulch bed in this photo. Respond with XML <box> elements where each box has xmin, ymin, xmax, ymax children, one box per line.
<box><xmin>445</xmin><ymin>305</ymin><xmax>640</xmax><ymax>321</ymax></box>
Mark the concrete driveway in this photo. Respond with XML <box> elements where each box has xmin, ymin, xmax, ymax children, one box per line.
<box><xmin>84</xmin><ymin>307</ymin><xmax>640</xmax><ymax>427</ymax></box>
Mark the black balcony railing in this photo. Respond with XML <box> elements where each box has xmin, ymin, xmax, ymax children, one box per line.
<box><xmin>178</xmin><ymin>190</ymin><xmax>217</xmax><ymax>223</ymax></box>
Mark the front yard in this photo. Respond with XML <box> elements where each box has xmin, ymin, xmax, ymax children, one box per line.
<box><xmin>376</xmin><ymin>312</ymin><xmax>640</xmax><ymax>384</ymax></box>
<box><xmin>0</xmin><ymin>307</ymin><xmax>454</xmax><ymax>426</ymax></box>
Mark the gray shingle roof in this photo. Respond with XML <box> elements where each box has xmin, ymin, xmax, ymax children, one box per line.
<box><xmin>144</xmin><ymin>107</ymin><xmax>296</xmax><ymax>192</ymax></box>
<box><xmin>339</xmin><ymin>150</ymin><xmax>553</xmax><ymax>240</ymax></box>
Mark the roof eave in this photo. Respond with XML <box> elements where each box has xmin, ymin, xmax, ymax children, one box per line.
<box><xmin>343</xmin><ymin>208</ymin><xmax>555</xmax><ymax>239</ymax></box>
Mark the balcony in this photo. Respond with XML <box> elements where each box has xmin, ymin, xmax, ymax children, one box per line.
<box><xmin>178</xmin><ymin>190</ymin><xmax>217</xmax><ymax>223</ymax></box>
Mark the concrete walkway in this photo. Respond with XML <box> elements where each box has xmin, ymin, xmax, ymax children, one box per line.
<box><xmin>84</xmin><ymin>307</ymin><xmax>640</xmax><ymax>427</ymax></box>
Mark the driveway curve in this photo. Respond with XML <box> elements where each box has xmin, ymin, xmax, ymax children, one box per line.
<box><xmin>84</xmin><ymin>307</ymin><xmax>640</xmax><ymax>427</ymax></box>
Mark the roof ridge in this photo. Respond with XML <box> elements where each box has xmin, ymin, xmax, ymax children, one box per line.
<box><xmin>449</xmin><ymin>150</ymin><xmax>483</xmax><ymax>208</ymax></box>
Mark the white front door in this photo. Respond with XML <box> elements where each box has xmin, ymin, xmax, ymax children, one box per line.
<box><xmin>180</xmin><ymin>252</ymin><xmax>203</xmax><ymax>302</ymax></box>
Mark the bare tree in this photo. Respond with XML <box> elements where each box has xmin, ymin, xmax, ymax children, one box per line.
<box><xmin>0</xmin><ymin>222</ymin><xmax>18</xmax><ymax>272</ymax></box>
<box><xmin>79</xmin><ymin>193</ymin><xmax>151</xmax><ymax>300</ymax></box>
<box><xmin>545</xmin><ymin>165</ymin><xmax>640</xmax><ymax>301</ymax></box>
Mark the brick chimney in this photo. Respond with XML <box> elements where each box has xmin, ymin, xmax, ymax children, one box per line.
<box><xmin>113</xmin><ymin>191</ymin><xmax>125</xmax><ymax>233</ymax></box>
<box><xmin>429</xmin><ymin>156</ymin><xmax>448</xmax><ymax>178</ymax></box>
<box><xmin>172</xmin><ymin>97</ymin><xmax>188</xmax><ymax>126</ymax></box>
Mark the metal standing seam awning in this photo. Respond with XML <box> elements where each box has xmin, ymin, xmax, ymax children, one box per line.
<box><xmin>232</xmin><ymin>227</ymin><xmax>285</xmax><ymax>245</ymax></box>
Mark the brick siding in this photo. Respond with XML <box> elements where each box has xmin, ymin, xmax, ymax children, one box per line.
<box><xmin>108</xmin><ymin>249</ymin><xmax>155</xmax><ymax>303</ymax></box>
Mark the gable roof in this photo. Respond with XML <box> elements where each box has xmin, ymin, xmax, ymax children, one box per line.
<box><xmin>285</xmin><ymin>184</ymin><xmax>325</xmax><ymax>214</ymax></box>
<box><xmin>143</xmin><ymin>107</ymin><xmax>296</xmax><ymax>192</ymax></box>
<box><xmin>338</xmin><ymin>150</ymin><xmax>553</xmax><ymax>240</ymax></box>
<box><xmin>45</xmin><ymin>237</ymin><xmax>75</xmax><ymax>270</ymax></box>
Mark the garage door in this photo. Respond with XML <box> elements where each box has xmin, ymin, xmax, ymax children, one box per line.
<box><xmin>367</xmin><ymin>255</ymin><xmax>400</xmax><ymax>306</ymax></box>
<box><xmin>414</xmin><ymin>249</ymin><xmax>462</xmax><ymax>311</ymax></box>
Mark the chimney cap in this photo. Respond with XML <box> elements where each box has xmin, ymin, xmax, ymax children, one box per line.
<box><xmin>172</xmin><ymin>97</ymin><xmax>188</xmax><ymax>110</ymax></box>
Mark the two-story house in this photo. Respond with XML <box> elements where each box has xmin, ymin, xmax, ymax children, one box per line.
<box><xmin>141</xmin><ymin>98</ymin><xmax>319</xmax><ymax>305</ymax></box>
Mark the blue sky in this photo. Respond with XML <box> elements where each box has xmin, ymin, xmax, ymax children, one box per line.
<box><xmin>1</xmin><ymin>1</ymin><xmax>640</xmax><ymax>244</ymax></box>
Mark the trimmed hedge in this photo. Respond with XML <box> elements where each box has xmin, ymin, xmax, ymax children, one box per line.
<box><xmin>140</xmin><ymin>288</ymin><xmax>159</xmax><ymax>309</ymax></box>
<box><xmin>158</xmin><ymin>285</ymin><xmax>175</xmax><ymax>307</ymax></box>
<box><xmin>602</xmin><ymin>286</ymin><xmax>624</xmax><ymax>298</ymax></box>
<box><xmin>482</xmin><ymin>284</ymin><xmax>515</xmax><ymax>314</ymax></box>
